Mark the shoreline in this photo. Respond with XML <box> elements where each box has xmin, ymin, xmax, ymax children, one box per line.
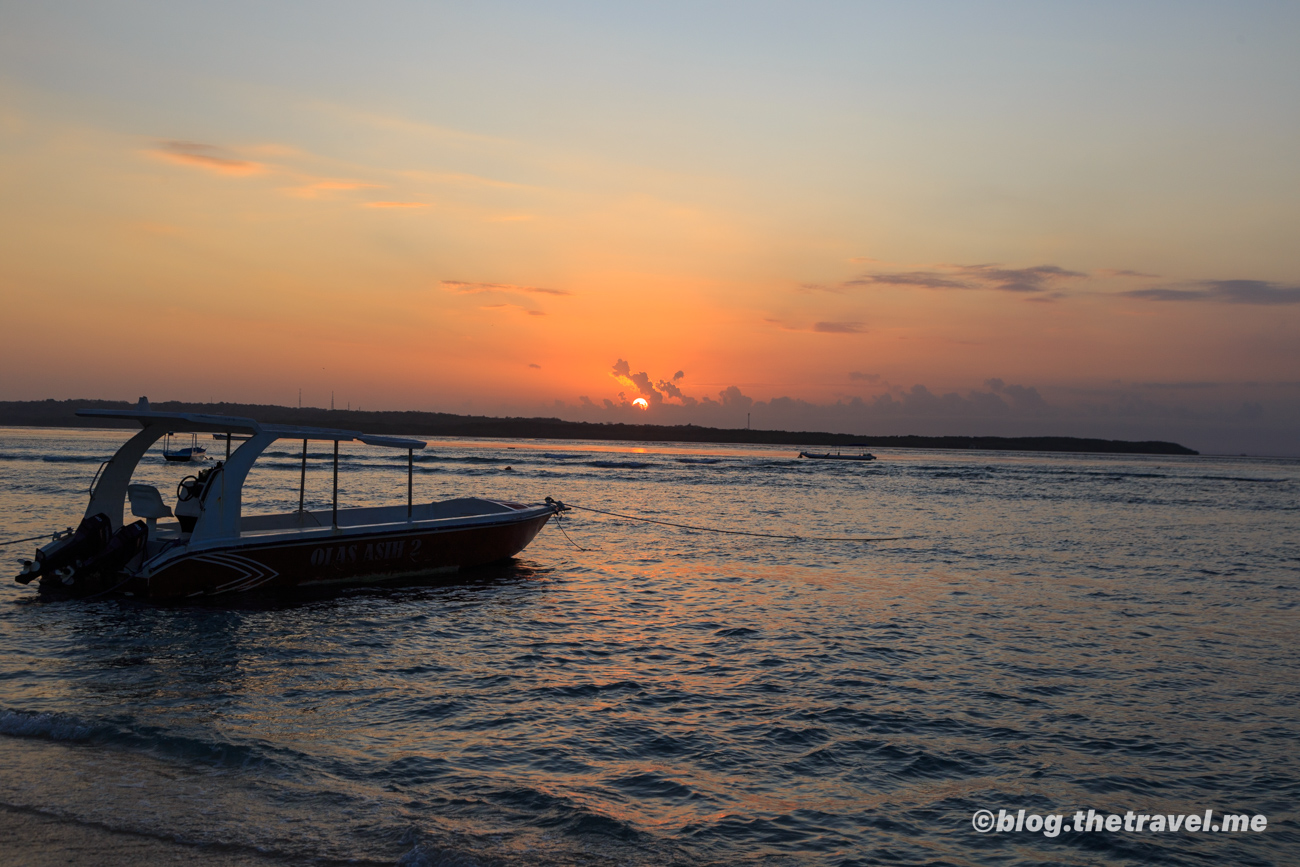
<box><xmin>0</xmin><ymin>804</ymin><xmax>322</xmax><ymax>867</ymax></box>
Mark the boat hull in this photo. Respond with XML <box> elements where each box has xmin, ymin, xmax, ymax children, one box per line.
<box><xmin>41</xmin><ymin>509</ymin><xmax>554</xmax><ymax>600</ymax></box>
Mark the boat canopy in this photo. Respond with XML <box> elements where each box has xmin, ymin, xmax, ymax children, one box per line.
<box><xmin>76</xmin><ymin>399</ymin><xmax>426</xmax><ymax>539</ymax></box>
<box><xmin>77</xmin><ymin>402</ymin><xmax>426</xmax><ymax>450</ymax></box>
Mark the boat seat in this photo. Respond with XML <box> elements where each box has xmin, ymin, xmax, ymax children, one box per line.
<box><xmin>127</xmin><ymin>484</ymin><xmax>173</xmax><ymax>536</ymax></box>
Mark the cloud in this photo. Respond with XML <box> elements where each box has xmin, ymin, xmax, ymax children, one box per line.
<box><xmin>610</xmin><ymin>359</ymin><xmax>664</xmax><ymax>404</ymax></box>
<box><xmin>150</xmin><ymin>141</ymin><xmax>266</xmax><ymax>176</ymax></box>
<box><xmin>1123</xmin><ymin>280</ymin><xmax>1300</xmax><ymax>305</ymax></box>
<box><xmin>479</xmin><ymin>303</ymin><xmax>544</xmax><ymax>316</ymax></box>
<box><xmin>849</xmin><ymin>371</ymin><xmax>880</xmax><ymax>382</ymax></box>
<box><xmin>613</xmin><ymin>359</ymin><xmax>699</xmax><ymax>405</ymax></box>
<box><xmin>955</xmin><ymin>264</ymin><xmax>1086</xmax><ymax>293</ymax></box>
<box><xmin>848</xmin><ymin>271</ymin><xmax>970</xmax><ymax>290</ymax></box>
<box><xmin>657</xmin><ymin>377</ymin><xmax>685</xmax><ymax>400</ymax></box>
<box><xmin>813</xmin><ymin>321</ymin><xmax>865</xmax><ymax>334</ymax></box>
<box><xmin>629</xmin><ymin>371</ymin><xmax>663</xmax><ymax>404</ymax></box>
<box><xmin>528</xmin><ymin>363</ymin><xmax>541</xmax><ymax>369</ymax></box>
<box><xmin>605</xmin><ymin>379</ymin><xmax>1064</xmax><ymax>421</ymax></box>
<box><xmin>441</xmin><ymin>280</ymin><xmax>571</xmax><ymax>296</ymax></box>
<box><xmin>282</xmin><ymin>179</ymin><xmax>380</xmax><ymax>199</ymax></box>
<box><xmin>847</xmin><ymin>263</ymin><xmax>1086</xmax><ymax>296</ymax></box>
<box><xmin>985</xmin><ymin>377</ymin><xmax>1048</xmax><ymax>411</ymax></box>
<box><xmin>718</xmin><ymin>385</ymin><xmax>754</xmax><ymax>409</ymax></box>
<box><xmin>444</xmin><ymin>280</ymin><xmax>568</xmax><ymax>317</ymax></box>
<box><xmin>364</xmin><ymin>201</ymin><xmax>430</xmax><ymax>209</ymax></box>
<box><xmin>863</xmin><ymin>381</ymin><xmax>1051</xmax><ymax>418</ymax></box>
<box><xmin>1101</xmin><ymin>268</ymin><xmax>1160</xmax><ymax>279</ymax></box>
<box><xmin>767</xmin><ymin>319</ymin><xmax>866</xmax><ymax>333</ymax></box>
<box><xmin>1123</xmin><ymin>288</ymin><xmax>1206</xmax><ymax>302</ymax></box>
<box><xmin>400</xmin><ymin>169</ymin><xmax>532</xmax><ymax>190</ymax></box>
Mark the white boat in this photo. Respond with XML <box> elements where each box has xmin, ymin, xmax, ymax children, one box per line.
<box><xmin>798</xmin><ymin>445</ymin><xmax>876</xmax><ymax>461</ymax></box>
<box><xmin>162</xmin><ymin>431</ymin><xmax>207</xmax><ymax>462</ymax></box>
<box><xmin>15</xmin><ymin>398</ymin><xmax>564</xmax><ymax>599</ymax></box>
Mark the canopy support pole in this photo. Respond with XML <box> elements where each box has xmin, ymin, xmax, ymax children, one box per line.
<box><xmin>332</xmin><ymin>441</ymin><xmax>339</xmax><ymax>529</ymax></box>
<box><xmin>225</xmin><ymin>433</ymin><xmax>231</xmax><ymax>459</ymax></box>
<box><xmin>407</xmin><ymin>448</ymin><xmax>413</xmax><ymax>520</ymax></box>
<box><xmin>298</xmin><ymin>440</ymin><xmax>307</xmax><ymax>514</ymax></box>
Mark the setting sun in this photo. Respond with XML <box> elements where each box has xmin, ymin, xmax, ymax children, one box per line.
<box><xmin>632</xmin><ymin>398</ymin><xmax>649</xmax><ymax>410</ymax></box>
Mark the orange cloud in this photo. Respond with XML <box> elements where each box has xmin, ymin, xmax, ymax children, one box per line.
<box><xmin>765</xmin><ymin>318</ymin><xmax>865</xmax><ymax>334</ymax></box>
<box><xmin>282</xmin><ymin>180</ymin><xmax>380</xmax><ymax>199</ymax></box>
<box><xmin>441</xmin><ymin>280</ymin><xmax>570</xmax><ymax>296</ymax></box>
<box><xmin>363</xmin><ymin>201</ymin><xmax>430</xmax><ymax>209</ymax></box>
<box><xmin>150</xmin><ymin>141</ymin><xmax>266</xmax><ymax>175</ymax></box>
<box><xmin>401</xmin><ymin>169</ymin><xmax>532</xmax><ymax>190</ymax></box>
<box><xmin>480</xmin><ymin>303</ymin><xmax>545</xmax><ymax>316</ymax></box>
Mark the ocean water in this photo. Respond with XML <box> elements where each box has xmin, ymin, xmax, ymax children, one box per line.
<box><xmin>0</xmin><ymin>426</ymin><xmax>1297</xmax><ymax>866</ymax></box>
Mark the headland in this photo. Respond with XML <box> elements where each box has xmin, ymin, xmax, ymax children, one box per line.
<box><xmin>0</xmin><ymin>399</ymin><xmax>1198</xmax><ymax>455</ymax></box>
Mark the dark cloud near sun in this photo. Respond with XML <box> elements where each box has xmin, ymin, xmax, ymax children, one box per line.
<box><xmin>611</xmin><ymin>359</ymin><xmax>664</xmax><ymax>405</ymax></box>
<box><xmin>658</xmin><ymin>377</ymin><xmax>685</xmax><ymax>400</ymax></box>
<box><xmin>612</xmin><ymin>360</ymin><xmax>698</xmax><ymax>406</ymax></box>
<box><xmin>629</xmin><ymin>371</ymin><xmax>662</xmax><ymax>404</ymax></box>
<box><xmin>1124</xmin><ymin>280</ymin><xmax>1300</xmax><ymax>305</ymax></box>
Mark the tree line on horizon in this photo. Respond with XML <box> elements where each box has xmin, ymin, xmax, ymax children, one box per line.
<box><xmin>0</xmin><ymin>399</ymin><xmax>1198</xmax><ymax>455</ymax></box>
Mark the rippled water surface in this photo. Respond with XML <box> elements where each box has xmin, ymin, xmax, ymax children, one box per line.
<box><xmin>1</xmin><ymin>427</ymin><xmax>1297</xmax><ymax>865</ymax></box>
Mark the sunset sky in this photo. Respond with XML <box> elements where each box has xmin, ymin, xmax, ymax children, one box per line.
<box><xmin>1</xmin><ymin>2</ymin><xmax>1297</xmax><ymax>454</ymax></box>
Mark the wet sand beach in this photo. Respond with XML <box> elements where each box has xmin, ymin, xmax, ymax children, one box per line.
<box><xmin>0</xmin><ymin>805</ymin><xmax>307</xmax><ymax>867</ymax></box>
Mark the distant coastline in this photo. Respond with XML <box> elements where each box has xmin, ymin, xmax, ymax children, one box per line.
<box><xmin>0</xmin><ymin>399</ymin><xmax>1199</xmax><ymax>455</ymax></box>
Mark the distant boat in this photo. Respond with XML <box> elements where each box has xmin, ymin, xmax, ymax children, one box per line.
<box><xmin>798</xmin><ymin>445</ymin><xmax>876</xmax><ymax>461</ymax></box>
<box><xmin>163</xmin><ymin>432</ymin><xmax>207</xmax><ymax>463</ymax></box>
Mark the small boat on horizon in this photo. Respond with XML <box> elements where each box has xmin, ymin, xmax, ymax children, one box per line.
<box><xmin>15</xmin><ymin>398</ymin><xmax>564</xmax><ymax>599</ymax></box>
<box><xmin>162</xmin><ymin>431</ymin><xmax>207</xmax><ymax>462</ymax></box>
<box><xmin>798</xmin><ymin>445</ymin><xmax>877</xmax><ymax>461</ymax></box>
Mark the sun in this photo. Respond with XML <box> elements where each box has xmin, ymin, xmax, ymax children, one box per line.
<box><xmin>632</xmin><ymin>398</ymin><xmax>649</xmax><ymax>410</ymax></box>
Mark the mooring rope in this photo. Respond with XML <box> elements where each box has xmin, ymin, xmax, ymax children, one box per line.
<box><xmin>556</xmin><ymin>502</ymin><xmax>910</xmax><ymax>543</ymax></box>
<box><xmin>0</xmin><ymin>533</ymin><xmax>57</xmax><ymax>548</ymax></box>
<box><xmin>549</xmin><ymin>512</ymin><xmax>593</xmax><ymax>552</ymax></box>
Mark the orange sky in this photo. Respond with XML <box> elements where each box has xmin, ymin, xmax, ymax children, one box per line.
<box><xmin>1</xmin><ymin>4</ymin><xmax>1297</xmax><ymax>454</ymax></box>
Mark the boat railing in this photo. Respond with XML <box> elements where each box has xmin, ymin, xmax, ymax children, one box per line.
<box><xmin>89</xmin><ymin>459</ymin><xmax>112</xmax><ymax>497</ymax></box>
<box><xmin>235</xmin><ymin>500</ymin><xmax>529</xmax><ymax>536</ymax></box>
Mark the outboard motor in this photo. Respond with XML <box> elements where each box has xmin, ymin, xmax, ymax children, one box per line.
<box><xmin>16</xmin><ymin>513</ymin><xmax>112</xmax><ymax>585</ymax></box>
<box><xmin>80</xmin><ymin>521</ymin><xmax>149</xmax><ymax>579</ymax></box>
<box><xmin>175</xmin><ymin>462</ymin><xmax>222</xmax><ymax>533</ymax></box>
